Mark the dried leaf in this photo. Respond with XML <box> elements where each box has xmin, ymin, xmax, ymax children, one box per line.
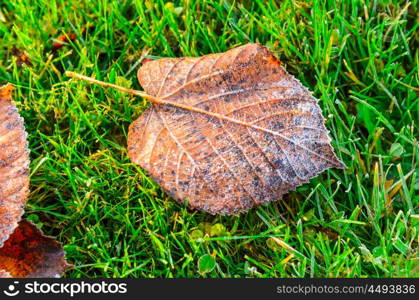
<box><xmin>52</xmin><ymin>29</ymin><xmax>85</xmax><ymax>51</ymax></box>
<box><xmin>0</xmin><ymin>84</ymin><xmax>69</xmax><ymax>277</ymax></box>
<box><xmin>128</xmin><ymin>43</ymin><xmax>344</xmax><ymax>214</ymax></box>
<box><xmin>0</xmin><ymin>83</ymin><xmax>30</xmax><ymax>247</ymax></box>
<box><xmin>11</xmin><ymin>47</ymin><xmax>33</xmax><ymax>67</ymax></box>
<box><xmin>0</xmin><ymin>220</ymin><xmax>70</xmax><ymax>278</ymax></box>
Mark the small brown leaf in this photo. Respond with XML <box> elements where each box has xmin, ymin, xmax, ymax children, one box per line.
<box><xmin>52</xmin><ymin>29</ymin><xmax>83</xmax><ymax>51</ymax></box>
<box><xmin>11</xmin><ymin>47</ymin><xmax>33</xmax><ymax>67</ymax></box>
<box><xmin>128</xmin><ymin>43</ymin><xmax>345</xmax><ymax>214</ymax></box>
<box><xmin>0</xmin><ymin>220</ymin><xmax>70</xmax><ymax>278</ymax></box>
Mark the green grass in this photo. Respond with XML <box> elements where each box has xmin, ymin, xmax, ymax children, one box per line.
<box><xmin>0</xmin><ymin>0</ymin><xmax>418</xmax><ymax>278</ymax></box>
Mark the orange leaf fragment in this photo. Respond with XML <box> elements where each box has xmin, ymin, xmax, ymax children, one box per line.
<box><xmin>0</xmin><ymin>220</ymin><xmax>70</xmax><ymax>278</ymax></box>
<box><xmin>11</xmin><ymin>47</ymin><xmax>33</xmax><ymax>67</ymax></box>
<box><xmin>52</xmin><ymin>29</ymin><xmax>84</xmax><ymax>51</ymax></box>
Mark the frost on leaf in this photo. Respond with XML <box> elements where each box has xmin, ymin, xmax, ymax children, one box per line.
<box><xmin>0</xmin><ymin>83</ymin><xmax>30</xmax><ymax>247</ymax></box>
<box><xmin>128</xmin><ymin>43</ymin><xmax>345</xmax><ymax>215</ymax></box>
<box><xmin>0</xmin><ymin>83</ymin><xmax>69</xmax><ymax>278</ymax></box>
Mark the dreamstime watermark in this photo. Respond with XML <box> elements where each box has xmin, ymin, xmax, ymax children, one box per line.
<box><xmin>2</xmin><ymin>281</ymin><xmax>128</xmax><ymax>297</ymax></box>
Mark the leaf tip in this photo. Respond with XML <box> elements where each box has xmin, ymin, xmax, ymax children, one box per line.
<box><xmin>0</xmin><ymin>83</ymin><xmax>14</xmax><ymax>100</ymax></box>
<box><xmin>332</xmin><ymin>157</ymin><xmax>347</xmax><ymax>169</ymax></box>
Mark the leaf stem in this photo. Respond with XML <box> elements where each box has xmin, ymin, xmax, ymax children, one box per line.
<box><xmin>64</xmin><ymin>71</ymin><xmax>159</xmax><ymax>103</ymax></box>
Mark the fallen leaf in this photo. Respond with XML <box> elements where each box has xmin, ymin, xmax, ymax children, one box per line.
<box><xmin>11</xmin><ymin>47</ymin><xmax>33</xmax><ymax>67</ymax></box>
<box><xmin>52</xmin><ymin>32</ymin><xmax>77</xmax><ymax>50</ymax></box>
<box><xmin>0</xmin><ymin>83</ymin><xmax>69</xmax><ymax>278</ymax></box>
<box><xmin>66</xmin><ymin>43</ymin><xmax>345</xmax><ymax>215</ymax></box>
<box><xmin>0</xmin><ymin>220</ymin><xmax>70</xmax><ymax>278</ymax></box>
<box><xmin>0</xmin><ymin>83</ymin><xmax>30</xmax><ymax>248</ymax></box>
<box><xmin>128</xmin><ymin>43</ymin><xmax>345</xmax><ymax>214</ymax></box>
<box><xmin>52</xmin><ymin>28</ymin><xmax>86</xmax><ymax>51</ymax></box>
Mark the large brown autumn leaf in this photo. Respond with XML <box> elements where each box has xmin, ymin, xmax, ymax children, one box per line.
<box><xmin>0</xmin><ymin>83</ymin><xmax>69</xmax><ymax>278</ymax></box>
<box><xmin>127</xmin><ymin>43</ymin><xmax>344</xmax><ymax>214</ymax></box>
<box><xmin>66</xmin><ymin>43</ymin><xmax>345</xmax><ymax>215</ymax></box>
<box><xmin>0</xmin><ymin>83</ymin><xmax>29</xmax><ymax>247</ymax></box>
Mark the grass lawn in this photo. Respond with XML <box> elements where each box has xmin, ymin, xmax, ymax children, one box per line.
<box><xmin>0</xmin><ymin>0</ymin><xmax>417</xmax><ymax>278</ymax></box>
